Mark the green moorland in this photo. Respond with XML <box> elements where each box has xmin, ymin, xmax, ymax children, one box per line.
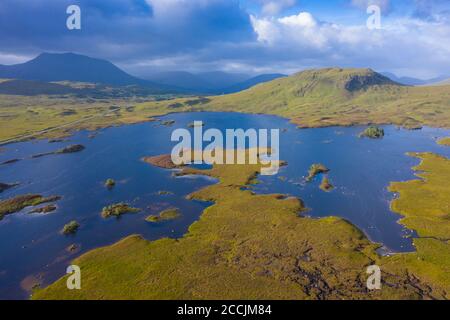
<box><xmin>141</xmin><ymin>68</ymin><xmax>450</xmax><ymax>129</ymax></box>
<box><xmin>33</xmin><ymin>151</ymin><xmax>450</xmax><ymax>300</ymax></box>
<box><xmin>1</xmin><ymin>68</ymin><xmax>450</xmax><ymax>144</ymax></box>
<box><xmin>0</xmin><ymin>95</ymin><xmax>191</xmax><ymax>143</ymax></box>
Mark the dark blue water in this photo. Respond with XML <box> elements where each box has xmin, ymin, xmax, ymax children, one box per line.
<box><xmin>0</xmin><ymin>112</ymin><xmax>449</xmax><ymax>299</ymax></box>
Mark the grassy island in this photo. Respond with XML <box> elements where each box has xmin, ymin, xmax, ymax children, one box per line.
<box><xmin>0</xmin><ymin>194</ymin><xmax>61</xmax><ymax>220</ymax></box>
<box><xmin>188</xmin><ymin>122</ymin><xmax>204</xmax><ymax>128</ymax></box>
<box><xmin>146</xmin><ymin>208</ymin><xmax>181</xmax><ymax>223</ymax></box>
<box><xmin>61</xmin><ymin>221</ymin><xmax>80</xmax><ymax>235</ymax></box>
<box><xmin>306</xmin><ymin>164</ymin><xmax>329</xmax><ymax>181</ymax></box>
<box><xmin>104</xmin><ymin>179</ymin><xmax>116</xmax><ymax>189</ymax></box>
<box><xmin>359</xmin><ymin>126</ymin><xmax>384</xmax><ymax>139</ymax></box>
<box><xmin>319</xmin><ymin>176</ymin><xmax>334</xmax><ymax>192</ymax></box>
<box><xmin>32</xmin><ymin>150</ymin><xmax>450</xmax><ymax>300</ymax></box>
<box><xmin>101</xmin><ymin>203</ymin><xmax>140</xmax><ymax>218</ymax></box>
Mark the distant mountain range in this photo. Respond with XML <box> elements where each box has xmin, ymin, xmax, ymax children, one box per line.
<box><xmin>145</xmin><ymin>71</ymin><xmax>286</xmax><ymax>94</ymax></box>
<box><xmin>0</xmin><ymin>53</ymin><xmax>161</xmax><ymax>87</ymax></box>
<box><xmin>0</xmin><ymin>53</ymin><xmax>286</xmax><ymax>95</ymax></box>
<box><xmin>380</xmin><ymin>72</ymin><xmax>448</xmax><ymax>86</ymax></box>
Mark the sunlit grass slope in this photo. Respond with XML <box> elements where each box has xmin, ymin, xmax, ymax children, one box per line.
<box><xmin>145</xmin><ymin>68</ymin><xmax>450</xmax><ymax>129</ymax></box>
<box><xmin>384</xmin><ymin>153</ymin><xmax>450</xmax><ymax>297</ymax></box>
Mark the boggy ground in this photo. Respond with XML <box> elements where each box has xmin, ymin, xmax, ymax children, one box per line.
<box><xmin>33</xmin><ymin>150</ymin><xmax>450</xmax><ymax>300</ymax></box>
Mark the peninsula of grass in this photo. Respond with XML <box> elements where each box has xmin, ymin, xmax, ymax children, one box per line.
<box><xmin>61</xmin><ymin>221</ymin><xmax>80</xmax><ymax>235</ymax></box>
<box><xmin>101</xmin><ymin>203</ymin><xmax>140</xmax><ymax>218</ymax></box>
<box><xmin>0</xmin><ymin>194</ymin><xmax>61</xmax><ymax>220</ymax></box>
<box><xmin>437</xmin><ymin>137</ymin><xmax>450</xmax><ymax>146</ymax></box>
<box><xmin>33</xmin><ymin>150</ymin><xmax>450</xmax><ymax>300</ymax></box>
<box><xmin>142</xmin><ymin>154</ymin><xmax>183</xmax><ymax>169</ymax></box>
<box><xmin>319</xmin><ymin>176</ymin><xmax>334</xmax><ymax>192</ymax></box>
<box><xmin>146</xmin><ymin>208</ymin><xmax>181</xmax><ymax>223</ymax></box>
<box><xmin>104</xmin><ymin>179</ymin><xmax>116</xmax><ymax>189</ymax></box>
<box><xmin>359</xmin><ymin>126</ymin><xmax>384</xmax><ymax>139</ymax></box>
<box><xmin>306</xmin><ymin>164</ymin><xmax>329</xmax><ymax>181</ymax></box>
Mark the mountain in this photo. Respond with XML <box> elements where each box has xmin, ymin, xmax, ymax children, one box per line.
<box><xmin>381</xmin><ymin>72</ymin><xmax>448</xmax><ymax>86</ymax></box>
<box><xmin>146</xmin><ymin>71</ymin><xmax>213</xmax><ymax>92</ymax></box>
<box><xmin>195</xmin><ymin>71</ymin><xmax>249</xmax><ymax>90</ymax></box>
<box><xmin>146</xmin><ymin>71</ymin><xmax>285</xmax><ymax>93</ymax></box>
<box><xmin>0</xmin><ymin>53</ymin><xmax>175</xmax><ymax>93</ymax></box>
<box><xmin>221</xmin><ymin>74</ymin><xmax>286</xmax><ymax>94</ymax></box>
<box><xmin>178</xmin><ymin>67</ymin><xmax>449</xmax><ymax>129</ymax></box>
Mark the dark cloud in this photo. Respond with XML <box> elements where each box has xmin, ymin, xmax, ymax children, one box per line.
<box><xmin>0</xmin><ymin>0</ymin><xmax>254</xmax><ymax>64</ymax></box>
<box><xmin>0</xmin><ymin>0</ymin><xmax>449</xmax><ymax>78</ymax></box>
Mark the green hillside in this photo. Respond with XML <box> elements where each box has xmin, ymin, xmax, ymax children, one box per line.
<box><xmin>148</xmin><ymin>68</ymin><xmax>450</xmax><ymax>129</ymax></box>
<box><xmin>1</xmin><ymin>68</ymin><xmax>450</xmax><ymax>144</ymax></box>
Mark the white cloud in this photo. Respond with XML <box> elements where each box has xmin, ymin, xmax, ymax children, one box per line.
<box><xmin>250</xmin><ymin>11</ymin><xmax>450</xmax><ymax>78</ymax></box>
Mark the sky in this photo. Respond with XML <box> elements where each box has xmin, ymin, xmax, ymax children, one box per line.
<box><xmin>0</xmin><ymin>0</ymin><xmax>449</xmax><ymax>79</ymax></box>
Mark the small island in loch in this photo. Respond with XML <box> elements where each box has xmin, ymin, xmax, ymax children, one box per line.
<box><xmin>61</xmin><ymin>221</ymin><xmax>80</xmax><ymax>235</ymax></box>
<box><xmin>104</xmin><ymin>179</ymin><xmax>116</xmax><ymax>189</ymax></box>
<box><xmin>359</xmin><ymin>126</ymin><xmax>385</xmax><ymax>139</ymax></box>
<box><xmin>146</xmin><ymin>208</ymin><xmax>181</xmax><ymax>223</ymax></box>
<box><xmin>306</xmin><ymin>164</ymin><xmax>330</xmax><ymax>182</ymax></box>
<box><xmin>101</xmin><ymin>203</ymin><xmax>140</xmax><ymax>218</ymax></box>
<box><xmin>319</xmin><ymin>176</ymin><xmax>334</xmax><ymax>192</ymax></box>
